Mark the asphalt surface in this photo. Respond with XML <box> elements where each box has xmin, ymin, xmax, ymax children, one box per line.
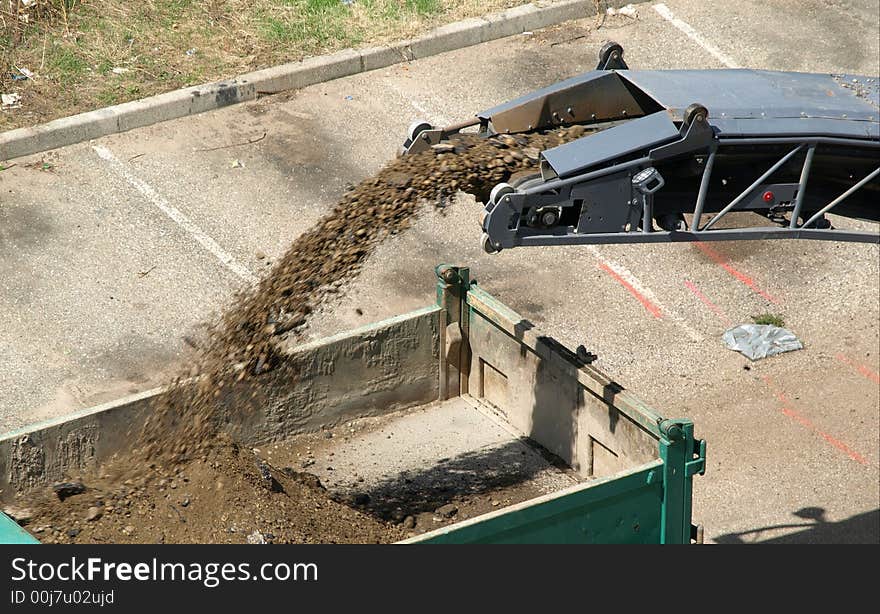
<box><xmin>1</xmin><ymin>0</ymin><xmax>878</xmax><ymax>543</ymax></box>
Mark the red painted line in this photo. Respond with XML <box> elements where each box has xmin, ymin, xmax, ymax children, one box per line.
<box><xmin>762</xmin><ymin>376</ymin><xmax>868</xmax><ymax>465</ymax></box>
<box><xmin>779</xmin><ymin>407</ymin><xmax>868</xmax><ymax>465</ymax></box>
<box><xmin>683</xmin><ymin>279</ymin><xmax>731</xmax><ymax>325</ymax></box>
<box><xmin>694</xmin><ymin>242</ymin><xmax>780</xmax><ymax>304</ymax></box>
<box><xmin>834</xmin><ymin>353</ymin><xmax>880</xmax><ymax>385</ymax></box>
<box><xmin>598</xmin><ymin>262</ymin><xmax>663</xmax><ymax>319</ymax></box>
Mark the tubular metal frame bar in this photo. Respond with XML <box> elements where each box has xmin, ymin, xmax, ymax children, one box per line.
<box><xmin>511</xmin><ymin>227</ymin><xmax>879</xmax><ymax>246</ymax></box>
<box><xmin>789</xmin><ymin>143</ymin><xmax>817</xmax><ymax>228</ymax></box>
<box><xmin>694</xmin><ymin>136</ymin><xmax>879</xmax><ymax>233</ymax></box>
<box><xmin>691</xmin><ymin>146</ymin><xmax>717</xmax><ymax>225</ymax></box>
<box><xmin>800</xmin><ymin>166</ymin><xmax>880</xmax><ymax>229</ymax></box>
<box><xmin>499</xmin><ymin>133</ymin><xmax>879</xmax><ymax>246</ymax></box>
<box><xmin>700</xmin><ymin>143</ymin><xmax>806</xmax><ymax>231</ymax></box>
<box><xmin>716</xmin><ymin>136</ymin><xmax>880</xmax><ymax>147</ymax></box>
<box><xmin>523</xmin><ymin>155</ymin><xmax>652</xmax><ymax>194</ymax></box>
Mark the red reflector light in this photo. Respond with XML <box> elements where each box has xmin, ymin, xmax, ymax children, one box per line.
<box><xmin>762</xmin><ymin>191</ymin><xmax>774</xmax><ymax>203</ymax></box>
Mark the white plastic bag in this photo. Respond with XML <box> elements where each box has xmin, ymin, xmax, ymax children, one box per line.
<box><xmin>722</xmin><ymin>324</ymin><xmax>803</xmax><ymax>360</ymax></box>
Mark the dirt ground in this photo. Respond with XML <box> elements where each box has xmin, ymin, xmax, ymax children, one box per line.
<box><xmin>25</xmin><ymin>437</ymin><xmax>405</xmax><ymax>545</ymax></box>
<box><xmin>22</xmin><ymin>406</ymin><xmax>566</xmax><ymax>544</ymax></box>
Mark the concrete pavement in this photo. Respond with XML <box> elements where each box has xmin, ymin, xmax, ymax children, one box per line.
<box><xmin>0</xmin><ymin>1</ymin><xmax>877</xmax><ymax>542</ymax></box>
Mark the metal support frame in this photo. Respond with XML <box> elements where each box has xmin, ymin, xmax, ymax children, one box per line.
<box><xmin>658</xmin><ymin>419</ymin><xmax>706</xmax><ymax>544</ymax></box>
<box><xmin>691</xmin><ymin>147</ymin><xmax>717</xmax><ymax>226</ymax></box>
<box><xmin>801</xmin><ymin>167</ymin><xmax>880</xmax><ymax>229</ymax></box>
<box><xmin>436</xmin><ymin>265</ymin><xmax>471</xmax><ymax>400</ymax></box>
<box><xmin>505</xmin><ymin>226</ymin><xmax>877</xmax><ymax>246</ymax></box>
<box><xmin>789</xmin><ymin>144</ymin><xmax>817</xmax><ymax>228</ymax></box>
<box><xmin>482</xmin><ymin>132</ymin><xmax>880</xmax><ymax>250</ymax></box>
<box><xmin>701</xmin><ymin>144</ymin><xmax>805</xmax><ymax>231</ymax></box>
<box><xmin>699</xmin><ymin>141</ymin><xmax>879</xmax><ymax>234</ymax></box>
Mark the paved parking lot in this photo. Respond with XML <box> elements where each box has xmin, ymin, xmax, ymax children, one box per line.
<box><xmin>1</xmin><ymin>0</ymin><xmax>878</xmax><ymax>542</ymax></box>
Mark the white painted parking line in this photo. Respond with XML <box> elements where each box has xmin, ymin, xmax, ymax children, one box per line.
<box><xmin>653</xmin><ymin>3</ymin><xmax>740</xmax><ymax>69</ymax></box>
<box><xmin>586</xmin><ymin>246</ymin><xmax>704</xmax><ymax>342</ymax></box>
<box><xmin>92</xmin><ymin>144</ymin><xmax>258</xmax><ymax>284</ymax></box>
<box><xmin>384</xmin><ymin>81</ymin><xmax>453</xmax><ymax>127</ymax></box>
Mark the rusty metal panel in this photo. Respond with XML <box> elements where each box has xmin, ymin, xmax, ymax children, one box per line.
<box><xmin>478</xmin><ymin>71</ymin><xmax>647</xmax><ymax>133</ymax></box>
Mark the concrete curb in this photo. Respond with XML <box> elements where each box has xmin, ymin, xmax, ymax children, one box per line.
<box><xmin>0</xmin><ymin>0</ymin><xmax>597</xmax><ymax>161</ymax></box>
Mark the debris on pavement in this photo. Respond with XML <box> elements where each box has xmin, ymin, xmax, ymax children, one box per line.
<box><xmin>24</xmin><ymin>159</ymin><xmax>55</xmax><ymax>172</ymax></box>
<box><xmin>722</xmin><ymin>324</ymin><xmax>803</xmax><ymax>361</ymax></box>
<box><xmin>86</xmin><ymin>506</ymin><xmax>104</xmax><ymax>521</ymax></box>
<box><xmin>194</xmin><ymin>131</ymin><xmax>266</xmax><ymax>152</ymax></box>
<box><xmin>607</xmin><ymin>3</ymin><xmax>639</xmax><ymax>17</ymax></box>
<box><xmin>137</xmin><ymin>265</ymin><xmax>157</xmax><ymax>278</ymax></box>
<box><xmin>246</xmin><ymin>530</ymin><xmax>268</xmax><ymax>544</ymax></box>
<box><xmin>11</xmin><ymin>67</ymin><xmax>33</xmax><ymax>81</ymax></box>
<box><xmin>1</xmin><ymin>93</ymin><xmax>22</xmax><ymax>109</ymax></box>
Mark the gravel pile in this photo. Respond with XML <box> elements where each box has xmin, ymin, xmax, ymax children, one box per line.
<box><xmin>139</xmin><ymin>126</ymin><xmax>590</xmax><ymax>464</ymax></box>
<box><xmin>24</xmin><ymin>124</ymin><xmax>596</xmax><ymax>543</ymax></box>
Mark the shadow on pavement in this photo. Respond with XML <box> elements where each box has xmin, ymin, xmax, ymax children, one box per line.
<box><xmin>714</xmin><ymin>507</ymin><xmax>880</xmax><ymax>544</ymax></box>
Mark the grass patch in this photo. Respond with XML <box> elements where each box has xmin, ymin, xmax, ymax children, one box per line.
<box><xmin>752</xmin><ymin>314</ymin><xmax>786</xmax><ymax>327</ymax></box>
<box><xmin>372</xmin><ymin>0</ymin><xmax>443</xmax><ymax>19</ymax></box>
<box><xmin>50</xmin><ymin>47</ymin><xmax>89</xmax><ymax>80</ymax></box>
<box><xmin>95</xmin><ymin>88</ymin><xmax>119</xmax><ymax>106</ymax></box>
<box><xmin>408</xmin><ymin>0</ymin><xmax>443</xmax><ymax>15</ymax></box>
<box><xmin>1</xmin><ymin>0</ymin><xmax>532</xmax><ymax>131</ymax></box>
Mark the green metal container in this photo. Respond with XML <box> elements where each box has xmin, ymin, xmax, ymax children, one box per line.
<box><xmin>0</xmin><ymin>265</ymin><xmax>705</xmax><ymax>544</ymax></box>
